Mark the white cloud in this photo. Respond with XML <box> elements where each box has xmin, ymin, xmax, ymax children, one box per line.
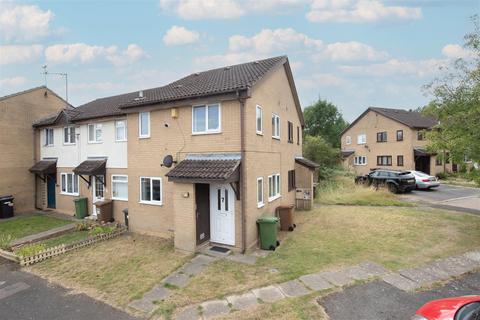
<box><xmin>194</xmin><ymin>52</ymin><xmax>265</xmax><ymax>68</ymax></box>
<box><xmin>307</xmin><ymin>0</ymin><xmax>422</xmax><ymax>23</ymax></box>
<box><xmin>297</xmin><ymin>73</ymin><xmax>347</xmax><ymax>88</ymax></box>
<box><xmin>159</xmin><ymin>0</ymin><xmax>306</xmax><ymax>19</ymax></box>
<box><xmin>0</xmin><ymin>76</ymin><xmax>27</xmax><ymax>87</ymax></box>
<box><xmin>0</xmin><ymin>4</ymin><xmax>54</xmax><ymax>42</ymax></box>
<box><xmin>0</xmin><ymin>44</ymin><xmax>43</xmax><ymax>65</ymax></box>
<box><xmin>318</xmin><ymin>41</ymin><xmax>388</xmax><ymax>61</ymax></box>
<box><xmin>44</xmin><ymin>43</ymin><xmax>148</xmax><ymax>66</ymax></box>
<box><xmin>159</xmin><ymin>0</ymin><xmax>244</xmax><ymax>19</ymax></box>
<box><xmin>441</xmin><ymin>44</ymin><xmax>475</xmax><ymax>60</ymax></box>
<box><xmin>340</xmin><ymin>58</ymin><xmax>446</xmax><ymax>77</ymax></box>
<box><xmin>163</xmin><ymin>25</ymin><xmax>200</xmax><ymax>46</ymax></box>
<box><xmin>70</xmin><ymin>82</ymin><xmax>125</xmax><ymax>92</ymax></box>
<box><xmin>229</xmin><ymin>28</ymin><xmax>323</xmax><ymax>53</ymax></box>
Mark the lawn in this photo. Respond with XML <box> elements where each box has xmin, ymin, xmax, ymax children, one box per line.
<box><xmin>316</xmin><ymin>174</ymin><xmax>412</xmax><ymax>206</ymax></box>
<box><xmin>28</xmin><ymin>233</ymin><xmax>191</xmax><ymax>309</ymax></box>
<box><xmin>164</xmin><ymin>205</ymin><xmax>480</xmax><ymax>313</ymax></box>
<box><xmin>0</xmin><ymin>214</ymin><xmax>71</xmax><ymax>240</ymax></box>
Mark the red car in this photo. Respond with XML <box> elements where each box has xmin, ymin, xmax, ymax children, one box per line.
<box><xmin>412</xmin><ymin>296</ymin><xmax>480</xmax><ymax>320</ymax></box>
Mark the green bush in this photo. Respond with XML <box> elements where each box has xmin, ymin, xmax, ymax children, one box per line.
<box><xmin>436</xmin><ymin>172</ymin><xmax>448</xmax><ymax>179</ymax></box>
<box><xmin>88</xmin><ymin>225</ymin><xmax>115</xmax><ymax>236</ymax></box>
<box><xmin>0</xmin><ymin>233</ymin><xmax>13</xmax><ymax>250</ymax></box>
<box><xmin>16</xmin><ymin>243</ymin><xmax>46</xmax><ymax>257</ymax></box>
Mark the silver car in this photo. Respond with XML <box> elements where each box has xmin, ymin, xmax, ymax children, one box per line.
<box><xmin>409</xmin><ymin>170</ymin><xmax>440</xmax><ymax>189</ymax></box>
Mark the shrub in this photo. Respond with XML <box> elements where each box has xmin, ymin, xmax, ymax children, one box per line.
<box><xmin>0</xmin><ymin>233</ymin><xmax>13</xmax><ymax>250</ymax></box>
<box><xmin>75</xmin><ymin>221</ymin><xmax>95</xmax><ymax>231</ymax></box>
<box><xmin>16</xmin><ymin>243</ymin><xmax>46</xmax><ymax>257</ymax></box>
<box><xmin>88</xmin><ymin>225</ymin><xmax>116</xmax><ymax>236</ymax></box>
<box><xmin>436</xmin><ymin>172</ymin><xmax>447</xmax><ymax>180</ymax></box>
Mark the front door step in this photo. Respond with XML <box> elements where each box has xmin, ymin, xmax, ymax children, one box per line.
<box><xmin>201</xmin><ymin>245</ymin><xmax>232</xmax><ymax>257</ymax></box>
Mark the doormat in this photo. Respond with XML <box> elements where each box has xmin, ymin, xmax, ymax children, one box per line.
<box><xmin>210</xmin><ymin>246</ymin><xmax>230</xmax><ymax>253</ymax></box>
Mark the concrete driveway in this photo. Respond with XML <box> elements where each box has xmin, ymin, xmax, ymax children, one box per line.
<box><xmin>0</xmin><ymin>258</ymin><xmax>138</xmax><ymax>320</ymax></box>
<box><xmin>400</xmin><ymin>184</ymin><xmax>480</xmax><ymax>214</ymax></box>
<box><xmin>319</xmin><ymin>271</ymin><xmax>480</xmax><ymax>320</ymax></box>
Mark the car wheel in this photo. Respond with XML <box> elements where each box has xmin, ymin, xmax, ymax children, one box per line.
<box><xmin>387</xmin><ymin>183</ymin><xmax>398</xmax><ymax>194</ymax></box>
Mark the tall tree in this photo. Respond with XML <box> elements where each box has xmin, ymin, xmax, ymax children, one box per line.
<box><xmin>303</xmin><ymin>98</ymin><xmax>348</xmax><ymax>148</ymax></box>
<box><xmin>423</xmin><ymin>16</ymin><xmax>480</xmax><ymax>164</ymax></box>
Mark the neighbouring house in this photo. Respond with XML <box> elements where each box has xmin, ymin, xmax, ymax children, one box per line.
<box><xmin>340</xmin><ymin>107</ymin><xmax>458</xmax><ymax>176</ymax></box>
<box><xmin>30</xmin><ymin>56</ymin><xmax>318</xmax><ymax>253</ymax></box>
<box><xmin>0</xmin><ymin>86</ymin><xmax>68</xmax><ymax>212</ymax></box>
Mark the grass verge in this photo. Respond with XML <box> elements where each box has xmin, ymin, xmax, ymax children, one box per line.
<box><xmin>0</xmin><ymin>214</ymin><xmax>71</xmax><ymax>240</ymax></box>
<box><xmin>316</xmin><ymin>174</ymin><xmax>412</xmax><ymax>206</ymax></box>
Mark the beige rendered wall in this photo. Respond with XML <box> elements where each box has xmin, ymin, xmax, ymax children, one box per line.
<box><xmin>125</xmin><ymin>99</ymin><xmax>242</xmax><ymax>239</ymax></box>
<box><xmin>243</xmin><ymin>65</ymin><xmax>303</xmax><ymax>249</ymax></box>
<box><xmin>0</xmin><ymin>87</ymin><xmax>66</xmax><ymax>212</ymax></box>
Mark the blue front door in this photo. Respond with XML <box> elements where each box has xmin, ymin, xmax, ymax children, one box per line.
<box><xmin>47</xmin><ymin>175</ymin><xmax>56</xmax><ymax>209</ymax></box>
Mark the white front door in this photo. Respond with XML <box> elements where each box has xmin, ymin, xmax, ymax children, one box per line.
<box><xmin>92</xmin><ymin>175</ymin><xmax>104</xmax><ymax>217</ymax></box>
<box><xmin>210</xmin><ymin>183</ymin><xmax>235</xmax><ymax>246</ymax></box>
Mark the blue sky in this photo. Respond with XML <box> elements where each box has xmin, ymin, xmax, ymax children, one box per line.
<box><xmin>0</xmin><ymin>0</ymin><xmax>478</xmax><ymax>121</ymax></box>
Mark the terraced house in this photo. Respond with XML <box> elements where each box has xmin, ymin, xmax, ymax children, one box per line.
<box><xmin>341</xmin><ymin>107</ymin><xmax>456</xmax><ymax>176</ymax></box>
<box><xmin>29</xmin><ymin>56</ymin><xmax>318</xmax><ymax>253</ymax></box>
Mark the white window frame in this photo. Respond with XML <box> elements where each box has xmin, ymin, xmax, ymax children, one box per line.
<box><xmin>63</xmin><ymin>126</ymin><xmax>76</xmax><ymax>145</ymax></box>
<box><xmin>111</xmin><ymin>175</ymin><xmax>128</xmax><ymax>201</ymax></box>
<box><xmin>357</xmin><ymin>134</ymin><xmax>366</xmax><ymax>145</ymax></box>
<box><xmin>139</xmin><ymin>112</ymin><xmax>150</xmax><ymax>138</ymax></box>
<box><xmin>354</xmin><ymin>156</ymin><xmax>367</xmax><ymax>166</ymax></box>
<box><xmin>257</xmin><ymin>177</ymin><xmax>264</xmax><ymax>208</ymax></box>
<box><xmin>268</xmin><ymin>173</ymin><xmax>281</xmax><ymax>202</ymax></box>
<box><xmin>272</xmin><ymin>113</ymin><xmax>280</xmax><ymax>139</ymax></box>
<box><xmin>256</xmin><ymin>105</ymin><xmax>263</xmax><ymax>135</ymax></box>
<box><xmin>192</xmin><ymin>103</ymin><xmax>221</xmax><ymax>134</ymax></box>
<box><xmin>45</xmin><ymin>128</ymin><xmax>54</xmax><ymax>147</ymax></box>
<box><xmin>139</xmin><ymin>177</ymin><xmax>162</xmax><ymax>205</ymax></box>
<box><xmin>88</xmin><ymin>123</ymin><xmax>103</xmax><ymax>143</ymax></box>
<box><xmin>115</xmin><ymin>120</ymin><xmax>127</xmax><ymax>142</ymax></box>
<box><xmin>346</xmin><ymin>135</ymin><xmax>351</xmax><ymax>145</ymax></box>
<box><xmin>60</xmin><ymin>173</ymin><xmax>79</xmax><ymax>196</ymax></box>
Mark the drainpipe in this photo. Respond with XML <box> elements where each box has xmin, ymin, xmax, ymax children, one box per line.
<box><xmin>237</xmin><ymin>90</ymin><xmax>247</xmax><ymax>254</ymax></box>
<box><xmin>33</xmin><ymin>128</ymin><xmax>42</xmax><ymax>210</ymax></box>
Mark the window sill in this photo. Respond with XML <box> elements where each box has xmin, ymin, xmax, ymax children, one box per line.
<box><xmin>112</xmin><ymin>198</ymin><xmax>128</xmax><ymax>202</ymax></box>
<box><xmin>191</xmin><ymin>131</ymin><xmax>221</xmax><ymax>136</ymax></box>
<box><xmin>63</xmin><ymin>143</ymin><xmax>76</xmax><ymax>146</ymax></box>
<box><xmin>139</xmin><ymin>201</ymin><xmax>163</xmax><ymax>206</ymax></box>
<box><xmin>60</xmin><ymin>192</ymin><xmax>79</xmax><ymax>197</ymax></box>
<box><xmin>256</xmin><ymin>132</ymin><xmax>263</xmax><ymax>136</ymax></box>
<box><xmin>115</xmin><ymin>140</ymin><xmax>127</xmax><ymax>143</ymax></box>
<box><xmin>139</xmin><ymin>136</ymin><xmax>150</xmax><ymax>139</ymax></box>
<box><xmin>44</xmin><ymin>145</ymin><xmax>54</xmax><ymax>148</ymax></box>
<box><xmin>268</xmin><ymin>195</ymin><xmax>281</xmax><ymax>203</ymax></box>
<box><xmin>257</xmin><ymin>202</ymin><xmax>265</xmax><ymax>208</ymax></box>
<box><xmin>272</xmin><ymin>136</ymin><xmax>280</xmax><ymax>140</ymax></box>
<box><xmin>357</xmin><ymin>142</ymin><xmax>366</xmax><ymax>145</ymax></box>
<box><xmin>88</xmin><ymin>141</ymin><xmax>103</xmax><ymax>144</ymax></box>
<box><xmin>354</xmin><ymin>164</ymin><xmax>367</xmax><ymax>166</ymax></box>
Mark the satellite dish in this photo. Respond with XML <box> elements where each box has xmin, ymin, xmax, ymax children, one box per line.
<box><xmin>163</xmin><ymin>155</ymin><xmax>174</xmax><ymax>168</ymax></box>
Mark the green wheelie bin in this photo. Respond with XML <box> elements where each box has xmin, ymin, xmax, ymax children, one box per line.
<box><xmin>73</xmin><ymin>197</ymin><xmax>88</xmax><ymax>219</ymax></box>
<box><xmin>257</xmin><ymin>216</ymin><xmax>280</xmax><ymax>251</ymax></box>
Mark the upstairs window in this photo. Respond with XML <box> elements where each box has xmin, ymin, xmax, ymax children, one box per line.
<box><xmin>45</xmin><ymin>128</ymin><xmax>54</xmax><ymax>146</ymax></box>
<box><xmin>287</xmin><ymin>121</ymin><xmax>294</xmax><ymax>143</ymax></box>
<box><xmin>256</xmin><ymin>105</ymin><xmax>263</xmax><ymax>135</ymax></box>
<box><xmin>115</xmin><ymin>120</ymin><xmax>127</xmax><ymax>141</ymax></box>
<box><xmin>377</xmin><ymin>132</ymin><xmax>387</xmax><ymax>142</ymax></box>
<box><xmin>139</xmin><ymin>112</ymin><xmax>150</xmax><ymax>138</ymax></box>
<box><xmin>346</xmin><ymin>136</ymin><xmax>352</xmax><ymax>145</ymax></box>
<box><xmin>192</xmin><ymin>104</ymin><xmax>220</xmax><ymax>134</ymax></box>
<box><xmin>357</xmin><ymin>134</ymin><xmax>366</xmax><ymax>144</ymax></box>
<box><xmin>417</xmin><ymin>131</ymin><xmax>425</xmax><ymax>141</ymax></box>
<box><xmin>272</xmin><ymin>113</ymin><xmax>280</xmax><ymax>139</ymax></box>
<box><xmin>63</xmin><ymin>126</ymin><xmax>76</xmax><ymax>145</ymax></box>
<box><xmin>88</xmin><ymin>123</ymin><xmax>103</xmax><ymax>143</ymax></box>
<box><xmin>396</xmin><ymin>130</ymin><xmax>403</xmax><ymax>141</ymax></box>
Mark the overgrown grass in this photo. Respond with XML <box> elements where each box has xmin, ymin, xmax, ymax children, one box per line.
<box><xmin>316</xmin><ymin>174</ymin><xmax>412</xmax><ymax>206</ymax></box>
<box><xmin>0</xmin><ymin>214</ymin><xmax>71</xmax><ymax>241</ymax></box>
<box><xmin>28</xmin><ymin>234</ymin><xmax>191</xmax><ymax>308</ymax></box>
<box><xmin>165</xmin><ymin>205</ymin><xmax>480</xmax><ymax>311</ymax></box>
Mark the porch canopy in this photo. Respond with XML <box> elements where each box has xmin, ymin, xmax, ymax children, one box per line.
<box><xmin>341</xmin><ymin>150</ymin><xmax>355</xmax><ymax>158</ymax></box>
<box><xmin>295</xmin><ymin>156</ymin><xmax>320</xmax><ymax>170</ymax></box>
<box><xmin>29</xmin><ymin>160</ymin><xmax>57</xmax><ymax>175</ymax></box>
<box><xmin>414</xmin><ymin>148</ymin><xmax>436</xmax><ymax>157</ymax></box>
<box><xmin>73</xmin><ymin>159</ymin><xmax>107</xmax><ymax>187</ymax></box>
<box><xmin>166</xmin><ymin>158</ymin><xmax>240</xmax><ymax>184</ymax></box>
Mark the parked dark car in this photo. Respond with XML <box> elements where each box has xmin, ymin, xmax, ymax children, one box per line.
<box><xmin>355</xmin><ymin>169</ymin><xmax>416</xmax><ymax>193</ymax></box>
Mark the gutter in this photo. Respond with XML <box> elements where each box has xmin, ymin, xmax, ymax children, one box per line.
<box><xmin>237</xmin><ymin>89</ymin><xmax>248</xmax><ymax>254</ymax></box>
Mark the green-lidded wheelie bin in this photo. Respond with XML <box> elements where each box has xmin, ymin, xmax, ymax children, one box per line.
<box><xmin>257</xmin><ymin>216</ymin><xmax>279</xmax><ymax>251</ymax></box>
<box><xmin>73</xmin><ymin>197</ymin><xmax>88</xmax><ymax>219</ymax></box>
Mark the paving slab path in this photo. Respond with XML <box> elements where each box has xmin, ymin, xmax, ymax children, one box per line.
<box><xmin>171</xmin><ymin>249</ymin><xmax>480</xmax><ymax>319</ymax></box>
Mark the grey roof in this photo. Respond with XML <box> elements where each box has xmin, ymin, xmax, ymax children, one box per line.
<box><xmin>166</xmin><ymin>159</ymin><xmax>241</xmax><ymax>183</ymax></box>
<box><xmin>295</xmin><ymin>157</ymin><xmax>320</xmax><ymax>169</ymax></box>
<box><xmin>370</xmin><ymin>107</ymin><xmax>438</xmax><ymax>129</ymax></box>
<box><xmin>33</xmin><ymin>108</ymin><xmax>82</xmax><ymax>127</ymax></box>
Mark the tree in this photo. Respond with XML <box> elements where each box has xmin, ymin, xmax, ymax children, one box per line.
<box><xmin>423</xmin><ymin>16</ymin><xmax>480</xmax><ymax>164</ymax></box>
<box><xmin>303</xmin><ymin>135</ymin><xmax>340</xmax><ymax>179</ymax></box>
<box><xmin>303</xmin><ymin>98</ymin><xmax>348</xmax><ymax>148</ymax></box>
